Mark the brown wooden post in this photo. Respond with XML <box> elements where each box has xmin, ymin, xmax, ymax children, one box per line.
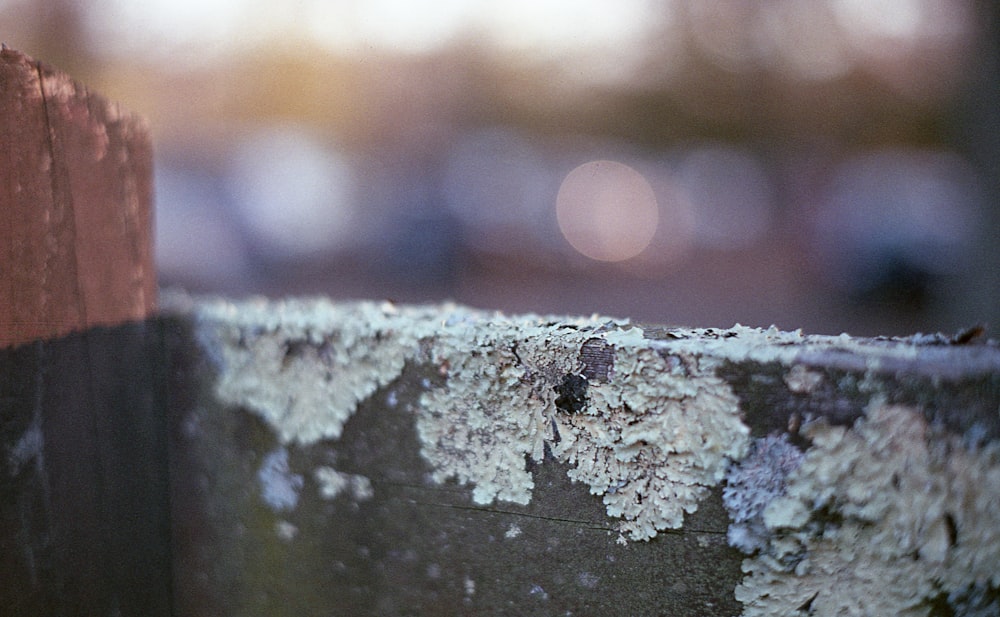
<box><xmin>1</xmin><ymin>45</ymin><xmax>155</xmax><ymax>347</ymax></box>
<box><xmin>1</xmin><ymin>47</ymin><xmax>170</xmax><ymax>616</ymax></box>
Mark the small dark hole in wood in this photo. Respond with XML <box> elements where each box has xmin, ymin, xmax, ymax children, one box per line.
<box><xmin>281</xmin><ymin>339</ymin><xmax>310</xmax><ymax>368</ymax></box>
<box><xmin>554</xmin><ymin>374</ymin><xmax>588</xmax><ymax>414</ymax></box>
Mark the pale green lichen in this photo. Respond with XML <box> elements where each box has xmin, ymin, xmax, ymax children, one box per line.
<box><xmin>314</xmin><ymin>466</ymin><xmax>373</xmax><ymax>502</ymax></box>
<box><xmin>415</xmin><ymin>317</ymin><xmax>750</xmax><ymax>540</ymax></box>
<box><xmin>172</xmin><ymin>294</ymin><xmax>1000</xmax><ymax>611</ymax></box>
<box><xmin>551</xmin><ymin>344</ymin><xmax>749</xmax><ymax>540</ymax></box>
<box><xmin>193</xmin><ymin>298</ymin><xmax>435</xmax><ymax>444</ymax></box>
<box><xmin>183</xmin><ymin>295</ymin><xmax>752</xmax><ymax>540</ymax></box>
<box><xmin>415</xmin><ymin>312</ymin><xmax>597</xmax><ymax>505</ymax></box>
<box><xmin>736</xmin><ymin>401</ymin><xmax>1000</xmax><ymax>617</ymax></box>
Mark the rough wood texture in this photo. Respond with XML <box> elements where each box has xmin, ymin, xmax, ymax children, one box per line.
<box><xmin>0</xmin><ymin>46</ymin><xmax>155</xmax><ymax>348</ymax></box>
<box><xmin>0</xmin><ymin>323</ymin><xmax>173</xmax><ymax>616</ymax></box>
<box><xmin>165</xmin><ymin>296</ymin><xmax>1000</xmax><ymax>617</ymax></box>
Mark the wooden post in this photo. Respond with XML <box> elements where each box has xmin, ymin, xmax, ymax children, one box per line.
<box><xmin>0</xmin><ymin>45</ymin><xmax>155</xmax><ymax>348</ymax></box>
<box><xmin>0</xmin><ymin>48</ymin><xmax>170</xmax><ymax>616</ymax></box>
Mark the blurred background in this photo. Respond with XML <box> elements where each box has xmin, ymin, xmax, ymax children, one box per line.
<box><xmin>3</xmin><ymin>0</ymin><xmax>997</xmax><ymax>335</ymax></box>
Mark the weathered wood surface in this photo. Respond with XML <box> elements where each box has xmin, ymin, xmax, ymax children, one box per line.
<box><xmin>0</xmin><ymin>323</ymin><xmax>173</xmax><ymax>616</ymax></box>
<box><xmin>164</xmin><ymin>296</ymin><xmax>1000</xmax><ymax>617</ymax></box>
<box><xmin>0</xmin><ymin>46</ymin><xmax>155</xmax><ymax>348</ymax></box>
<box><xmin>0</xmin><ymin>48</ymin><xmax>169</xmax><ymax>616</ymax></box>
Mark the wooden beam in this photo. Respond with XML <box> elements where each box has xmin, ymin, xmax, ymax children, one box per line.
<box><xmin>165</xmin><ymin>296</ymin><xmax>1000</xmax><ymax>616</ymax></box>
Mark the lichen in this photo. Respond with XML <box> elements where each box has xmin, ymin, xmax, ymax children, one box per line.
<box><xmin>183</xmin><ymin>296</ymin><xmax>759</xmax><ymax>541</ymax></box>
<box><xmin>415</xmin><ymin>312</ymin><xmax>595</xmax><ymax>505</ymax></box>
<box><xmin>314</xmin><ymin>466</ymin><xmax>373</xmax><ymax>502</ymax></box>
<box><xmin>193</xmin><ymin>298</ymin><xmax>432</xmax><ymax>444</ymax></box>
<box><xmin>414</xmin><ymin>316</ymin><xmax>751</xmax><ymax>540</ymax></box>
<box><xmin>258</xmin><ymin>447</ymin><xmax>303</xmax><ymax>512</ymax></box>
<box><xmin>783</xmin><ymin>364</ymin><xmax>824</xmax><ymax>394</ymax></box>
<box><xmin>173</xmin><ymin>294</ymin><xmax>1000</xmax><ymax>609</ymax></box>
<box><xmin>945</xmin><ymin>584</ymin><xmax>1000</xmax><ymax>617</ymax></box>
<box><xmin>550</xmin><ymin>344</ymin><xmax>749</xmax><ymax>540</ymax></box>
<box><xmin>735</xmin><ymin>401</ymin><xmax>1000</xmax><ymax>617</ymax></box>
<box><xmin>723</xmin><ymin>434</ymin><xmax>804</xmax><ymax>554</ymax></box>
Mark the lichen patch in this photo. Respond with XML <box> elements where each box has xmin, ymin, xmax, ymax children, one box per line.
<box><xmin>184</xmin><ymin>296</ymin><xmax>757</xmax><ymax>541</ymax></box>
<box><xmin>413</xmin><ymin>314</ymin><xmax>751</xmax><ymax>540</ymax></box>
<box><xmin>257</xmin><ymin>447</ymin><xmax>303</xmax><ymax>512</ymax></box>
<box><xmin>783</xmin><ymin>364</ymin><xmax>824</xmax><ymax>394</ymax></box>
<box><xmin>735</xmin><ymin>401</ymin><xmax>1000</xmax><ymax>617</ymax></box>
<box><xmin>314</xmin><ymin>466</ymin><xmax>374</xmax><ymax>502</ymax></box>
<box><xmin>552</xmin><ymin>346</ymin><xmax>749</xmax><ymax>540</ymax></box>
<box><xmin>415</xmin><ymin>313</ymin><xmax>598</xmax><ymax>505</ymax></box>
<box><xmin>193</xmin><ymin>297</ymin><xmax>434</xmax><ymax>444</ymax></box>
<box><xmin>723</xmin><ymin>434</ymin><xmax>804</xmax><ymax>554</ymax></box>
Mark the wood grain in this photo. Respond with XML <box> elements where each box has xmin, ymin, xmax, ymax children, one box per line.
<box><xmin>1</xmin><ymin>46</ymin><xmax>154</xmax><ymax>348</ymax></box>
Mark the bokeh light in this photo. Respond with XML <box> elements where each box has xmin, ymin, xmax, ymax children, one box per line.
<box><xmin>676</xmin><ymin>144</ymin><xmax>775</xmax><ymax>250</ymax></box>
<box><xmin>556</xmin><ymin>160</ymin><xmax>659</xmax><ymax>263</ymax></box>
<box><xmin>809</xmin><ymin>149</ymin><xmax>981</xmax><ymax>300</ymax></box>
<box><xmin>226</xmin><ymin>126</ymin><xmax>358</xmax><ymax>261</ymax></box>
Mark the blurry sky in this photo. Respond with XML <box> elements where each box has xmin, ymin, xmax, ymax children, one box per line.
<box><xmin>2</xmin><ymin>0</ymin><xmax>997</xmax><ymax>335</ymax></box>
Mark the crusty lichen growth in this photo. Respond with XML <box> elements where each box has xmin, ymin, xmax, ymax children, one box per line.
<box><xmin>735</xmin><ymin>401</ymin><xmax>1000</xmax><ymax>617</ymax></box>
<box><xmin>182</xmin><ymin>295</ymin><xmax>754</xmax><ymax>540</ymax></box>
<box><xmin>417</xmin><ymin>318</ymin><xmax>751</xmax><ymax>540</ymax></box>
<box><xmin>191</xmin><ymin>297</ymin><xmax>437</xmax><ymax>444</ymax></box>
<box><xmin>180</xmin><ymin>294</ymin><xmax>1000</xmax><ymax>557</ymax></box>
<box><xmin>314</xmin><ymin>467</ymin><xmax>373</xmax><ymax>502</ymax></box>
<box><xmin>415</xmin><ymin>313</ymin><xmax>595</xmax><ymax>505</ymax></box>
<box><xmin>723</xmin><ymin>434</ymin><xmax>804</xmax><ymax>554</ymax></box>
<box><xmin>551</xmin><ymin>341</ymin><xmax>749</xmax><ymax>540</ymax></box>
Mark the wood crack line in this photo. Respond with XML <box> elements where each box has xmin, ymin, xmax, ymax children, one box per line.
<box><xmin>403</xmin><ymin>498</ymin><xmax>728</xmax><ymax>536</ymax></box>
